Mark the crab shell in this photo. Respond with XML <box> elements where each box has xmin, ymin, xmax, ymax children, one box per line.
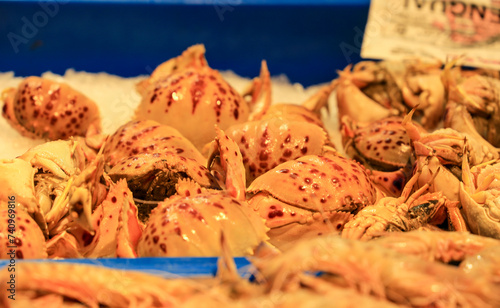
<box><xmin>102</xmin><ymin>120</ymin><xmax>206</xmax><ymax>168</ymax></box>
<box><xmin>224</xmin><ymin>118</ymin><xmax>329</xmax><ymax>184</ymax></box>
<box><xmin>0</xmin><ymin>159</ymin><xmax>38</xmax><ymax>215</ymax></box>
<box><xmin>247</xmin><ymin>155</ymin><xmax>378</xmax><ymax>248</ymax></box>
<box><xmin>1</xmin><ymin>76</ymin><xmax>101</xmax><ymax>140</ymax></box>
<box><xmin>108</xmin><ymin>151</ymin><xmax>219</xmax><ymax>201</ymax></box>
<box><xmin>19</xmin><ymin>139</ymin><xmax>87</xmax><ymax>179</ymax></box>
<box><xmin>0</xmin><ymin>204</ymin><xmax>47</xmax><ymax>259</ymax></box>
<box><xmin>341</xmin><ymin>116</ymin><xmax>420</xmax><ymax>171</ymax></box>
<box><xmin>135</xmin><ymin>45</ymin><xmax>250</xmax><ymax>150</ymax></box>
<box><xmin>460</xmin><ymin>162</ymin><xmax>500</xmax><ymax>239</ymax></box>
<box><xmin>137</xmin><ymin>192</ymin><xmax>268</xmax><ymax>257</ymax></box>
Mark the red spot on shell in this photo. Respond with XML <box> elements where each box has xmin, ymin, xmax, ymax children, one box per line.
<box><xmin>174</xmin><ymin>227</ymin><xmax>181</xmax><ymax>235</ymax></box>
<box><xmin>268</xmin><ymin>209</ymin><xmax>284</xmax><ymax>219</ymax></box>
<box><xmin>160</xmin><ymin>243</ymin><xmax>167</xmax><ymax>253</ymax></box>
<box><xmin>213</xmin><ymin>203</ymin><xmax>224</xmax><ymax>209</ymax></box>
<box><xmin>13</xmin><ymin>238</ymin><xmax>22</xmax><ymax>247</ymax></box>
<box><xmin>153</xmin><ymin>236</ymin><xmax>159</xmax><ymax>244</ymax></box>
<box><xmin>332</xmin><ymin>164</ymin><xmax>344</xmax><ymax>171</ymax></box>
<box><xmin>111</xmin><ymin>196</ymin><xmax>117</xmax><ymax>203</ymax></box>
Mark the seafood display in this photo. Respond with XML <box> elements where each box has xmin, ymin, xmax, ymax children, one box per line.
<box><xmin>1</xmin><ymin>45</ymin><xmax>500</xmax><ymax>306</ymax></box>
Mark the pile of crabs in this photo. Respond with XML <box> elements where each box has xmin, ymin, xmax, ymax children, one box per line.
<box><xmin>1</xmin><ymin>45</ymin><xmax>500</xmax><ymax>307</ymax></box>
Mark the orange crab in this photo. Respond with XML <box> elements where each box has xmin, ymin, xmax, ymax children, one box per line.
<box><xmin>342</xmin><ymin>170</ymin><xmax>468</xmax><ymax>241</ymax></box>
<box><xmin>1</xmin><ymin>76</ymin><xmax>101</xmax><ymax>140</ymax></box>
<box><xmin>246</xmin><ymin>153</ymin><xmax>379</xmax><ymax>249</ymax></box>
<box><xmin>137</xmin><ymin>127</ymin><xmax>268</xmax><ymax>257</ymax></box>
<box><xmin>135</xmin><ymin>44</ymin><xmax>270</xmax><ymax>151</ymax></box>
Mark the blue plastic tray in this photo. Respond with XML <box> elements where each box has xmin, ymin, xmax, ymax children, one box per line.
<box><xmin>0</xmin><ymin>257</ymin><xmax>253</xmax><ymax>278</ymax></box>
<box><xmin>0</xmin><ymin>0</ymin><xmax>370</xmax><ymax>86</ymax></box>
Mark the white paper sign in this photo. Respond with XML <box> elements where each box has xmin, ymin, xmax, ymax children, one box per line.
<box><xmin>361</xmin><ymin>0</ymin><xmax>500</xmax><ymax>69</ymax></box>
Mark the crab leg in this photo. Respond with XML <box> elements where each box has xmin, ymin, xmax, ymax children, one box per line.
<box><xmin>247</xmin><ymin>60</ymin><xmax>272</xmax><ymax>121</ymax></box>
<box><xmin>301</xmin><ymin>79</ymin><xmax>338</xmax><ymax>115</ymax></box>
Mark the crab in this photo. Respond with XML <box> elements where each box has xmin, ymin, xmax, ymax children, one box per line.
<box><xmin>460</xmin><ymin>157</ymin><xmax>500</xmax><ymax>239</ymax></box>
<box><xmin>107</xmin><ymin>151</ymin><xmax>219</xmax><ymax>212</ymax></box>
<box><xmin>340</xmin><ymin>116</ymin><xmax>421</xmax><ymax>171</ymax></box>
<box><xmin>252</xmin><ymin>235</ymin><xmax>500</xmax><ymax>308</ymax></box>
<box><xmin>443</xmin><ymin>62</ymin><xmax>500</xmax><ymax>147</ymax></box>
<box><xmin>337</xmin><ymin>61</ymin><xmax>407</xmax><ymax>122</ymax></box>
<box><xmin>372</xmin><ymin>229</ymin><xmax>500</xmax><ymax>263</ymax></box>
<box><xmin>246</xmin><ymin>153</ymin><xmax>379</xmax><ymax>249</ymax></box>
<box><xmin>400</xmin><ymin>60</ymin><xmax>446</xmax><ymax>129</ymax></box>
<box><xmin>340</xmin><ymin>115</ymin><xmax>426</xmax><ymax>196</ymax></box>
<box><xmin>337</xmin><ymin>60</ymin><xmax>451</xmax><ymax>129</ymax></box>
<box><xmin>135</xmin><ymin>44</ymin><xmax>271</xmax><ymax>151</ymax></box>
<box><xmin>137</xmin><ymin>127</ymin><xmax>268</xmax><ymax>257</ymax></box>
<box><xmin>342</xmin><ymin>169</ymin><xmax>468</xmax><ymax>241</ymax></box>
<box><xmin>0</xmin><ymin>202</ymin><xmax>47</xmax><ymax>259</ymax></box>
<box><xmin>103</xmin><ymin>120</ymin><xmax>220</xmax><ymax>218</ymax></box>
<box><xmin>207</xmin><ymin>80</ymin><xmax>336</xmax><ymax>185</ymax></box>
<box><xmin>218</xmin><ymin>117</ymin><xmax>334</xmax><ymax>185</ymax></box>
<box><xmin>102</xmin><ymin>119</ymin><xmax>206</xmax><ymax>168</ymax></box>
<box><xmin>0</xmin><ymin>139</ymin><xmax>96</xmax><ymax>238</ymax></box>
<box><xmin>1</xmin><ymin>76</ymin><xmax>101</xmax><ymax>140</ymax></box>
<box><xmin>257</xmin><ymin>80</ymin><xmax>337</xmax><ymax>130</ymax></box>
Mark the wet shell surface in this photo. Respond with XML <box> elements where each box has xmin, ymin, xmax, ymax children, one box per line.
<box><xmin>225</xmin><ymin>118</ymin><xmax>328</xmax><ymax>184</ymax></box>
<box><xmin>137</xmin><ymin>192</ymin><xmax>268</xmax><ymax>257</ymax></box>
<box><xmin>346</xmin><ymin>117</ymin><xmax>414</xmax><ymax>170</ymax></box>
<box><xmin>103</xmin><ymin>120</ymin><xmax>205</xmax><ymax>168</ymax></box>
<box><xmin>135</xmin><ymin>66</ymin><xmax>249</xmax><ymax>150</ymax></box>
<box><xmin>248</xmin><ymin>155</ymin><xmax>378</xmax><ymax>212</ymax></box>
<box><xmin>1</xmin><ymin>76</ymin><xmax>101</xmax><ymax>140</ymax></box>
<box><xmin>0</xmin><ymin>205</ymin><xmax>47</xmax><ymax>259</ymax></box>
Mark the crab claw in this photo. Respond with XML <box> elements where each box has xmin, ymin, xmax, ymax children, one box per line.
<box><xmin>336</xmin><ymin>65</ymin><xmax>396</xmax><ymax>124</ymax></box>
<box><xmin>246</xmin><ymin>60</ymin><xmax>272</xmax><ymax>121</ymax></box>
<box><xmin>207</xmin><ymin>126</ymin><xmax>246</xmax><ymax>201</ymax></box>
<box><xmin>301</xmin><ymin>79</ymin><xmax>338</xmax><ymax>115</ymax></box>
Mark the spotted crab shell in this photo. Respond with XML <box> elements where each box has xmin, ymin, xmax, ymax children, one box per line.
<box><xmin>0</xmin><ymin>205</ymin><xmax>47</xmax><ymax>259</ymax></box>
<box><xmin>103</xmin><ymin>120</ymin><xmax>205</xmax><ymax>168</ymax></box>
<box><xmin>1</xmin><ymin>76</ymin><xmax>101</xmax><ymax>140</ymax></box>
<box><xmin>260</xmin><ymin>104</ymin><xmax>326</xmax><ymax>129</ymax></box>
<box><xmin>248</xmin><ymin>155</ymin><xmax>377</xmax><ymax>212</ymax></box>
<box><xmin>342</xmin><ymin>117</ymin><xmax>416</xmax><ymax>171</ymax></box>
<box><xmin>135</xmin><ymin>46</ymin><xmax>249</xmax><ymax>150</ymax></box>
<box><xmin>225</xmin><ymin>118</ymin><xmax>328</xmax><ymax>184</ymax></box>
<box><xmin>137</xmin><ymin>192</ymin><xmax>268</xmax><ymax>257</ymax></box>
<box><xmin>108</xmin><ymin>151</ymin><xmax>219</xmax><ymax>200</ymax></box>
